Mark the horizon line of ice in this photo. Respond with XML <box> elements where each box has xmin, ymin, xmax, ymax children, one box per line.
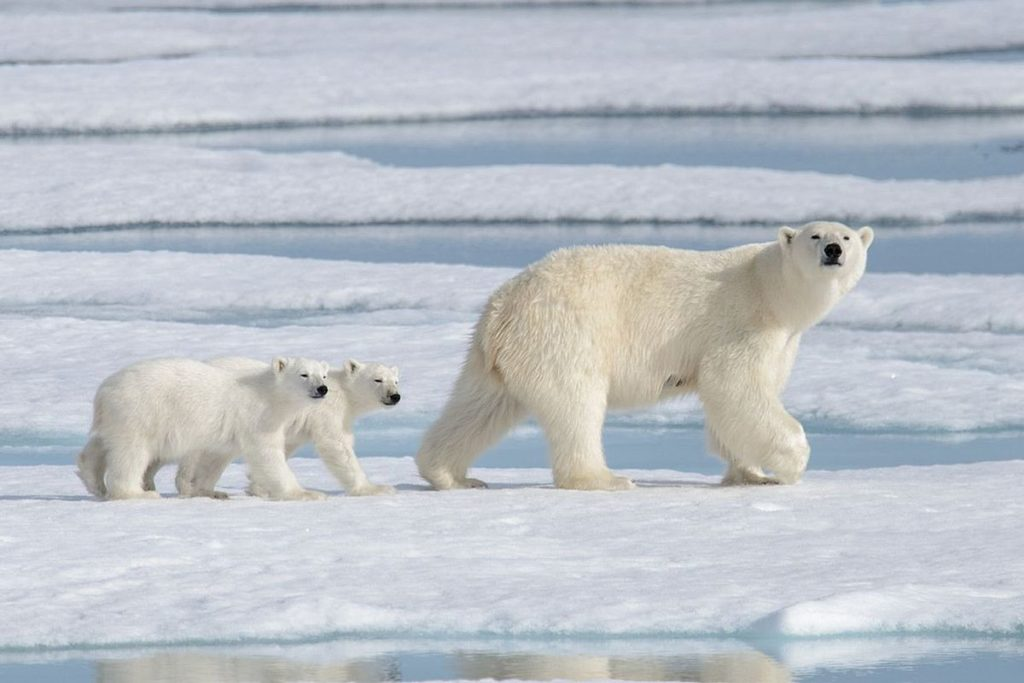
<box><xmin>2</xmin><ymin>623</ymin><xmax>1022</xmax><ymax>656</ymax></box>
<box><xmin>1</xmin><ymin>460</ymin><xmax>1022</xmax><ymax>650</ymax></box>
<box><xmin>7</xmin><ymin>105</ymin><xmax>1024</xmax><ymax>140</ymax></box>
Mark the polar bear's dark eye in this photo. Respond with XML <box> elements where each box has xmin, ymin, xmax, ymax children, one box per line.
<box><xmin>300</xmin><ymin>374</ymin><xmax>309</xmax><ymax>378</ymax></box>
<box><xmin>374</xmin><ymin>379</ymin><xmax>383</xmax><ymax>383</ymax></box>
<box><xmin>811</xmin><ymin>235</ymin><xmax>820</xmax><ymax>240</ymax></box>
<box><xmin>843</xmin><ymin>236</ymin><xmax>850</xmax><ymax>241</ymax></box>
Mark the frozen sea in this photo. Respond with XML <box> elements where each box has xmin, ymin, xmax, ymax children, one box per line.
<box><xmin>1</xmin><ymin>0</ymin><xmax>1023</xmax><ymax>681</ymax></box>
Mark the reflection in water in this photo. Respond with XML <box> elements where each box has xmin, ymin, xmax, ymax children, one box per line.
<box><xmin>95</xmin><ymin>652</ymin><xmax>399</xmax><ymax>682</ymax></box>
<box><xmin>90</xmin><ymin>648</ymin><xmax>789</xmax><ymax>683</ymax></box>
<box><xmin>8</xmin><ymin>638</ymin><xmax>1024</xmax><ymax>683</ymax></box>
<box><xmin>456</xmin><ymin>650</ymin><xmax>790</xmax><ymax>682</ymax></box>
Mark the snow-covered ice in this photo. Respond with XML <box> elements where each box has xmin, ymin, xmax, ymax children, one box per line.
<box><xmin>5</xmin><ymin>59</ymin><xmax>1024</xmax><ymax>135</ymax></box>
<box><xmin>1</xmin><ymin>458</ymin><xmax>1022</xmax><ymax>649</ymax></box>
<box><xmin>2</xmin><ymin>1</ymin><xmax>1024</xmax><ymax>134</ymax></box>
<box><xmin>2</xmin><ymin>145</ymin><xmax>1023</xmax><ymax>231</ymax></box>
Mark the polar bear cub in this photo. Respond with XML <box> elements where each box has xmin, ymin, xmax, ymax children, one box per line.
<box><xmin>76</xmin><ymin>357</ymin><xmax>330</xmax><ymax>500</ymax></box>
<box><xmin>417</xmin><ymin>221</ymin><xmax>873</xmax><ymax>491</ymax></box>
<box><xmin>177</xmin><ymin>357</ymin><xmax>401</xmax><ymax>498</ymax></box>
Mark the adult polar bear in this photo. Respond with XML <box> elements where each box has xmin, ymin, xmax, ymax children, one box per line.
<box><xmin>417</xmin><ymin>221</ymin><xmax>874</xmax><ymax>491</ymax></box>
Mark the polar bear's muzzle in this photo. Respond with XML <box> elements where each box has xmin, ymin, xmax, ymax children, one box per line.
<box><xmin>821</xmin><ymin>242</ymin><xmax>844</xmax><ymax>267</ymax></box>
<box><xmin>310</xmin><ymin>384</ymin><xmax>328</xmax><ymax>399</ymax></box>
<box><xmin>384</xmin><ymin>392</ymin><xmax>401</xmax><ymax>406</ymax></box>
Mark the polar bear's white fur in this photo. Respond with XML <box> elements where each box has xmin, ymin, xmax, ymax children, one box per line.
<box><xmin>417</xmin><ymin>221</ymin><xmax>874</xmax><ymax>491</ymax></box>
<box><xmin>178</xmin><ymin>357</ymin><xmax>401</xmax><ymax>498</ymax></box>
<box><xmin>76</xmin><ymin>357</ymin><xmax>330</xmax><ymax>500</ymax></box>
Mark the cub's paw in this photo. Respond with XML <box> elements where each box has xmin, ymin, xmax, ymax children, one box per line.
<box><xmin>349</xmin><ymin>483</ymin><xmax>397</xmax><ymax>497</ymax></box>
<box><xmin>290</xmin><ymin>489</ymin><xmax>328</xmax><ymax>501</ymax></box>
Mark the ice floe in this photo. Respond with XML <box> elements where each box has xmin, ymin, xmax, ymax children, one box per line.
<box><xmin>0</xmin><ymin>458</ymin><xmax>1021</xmax><ymax>649</ymax></box>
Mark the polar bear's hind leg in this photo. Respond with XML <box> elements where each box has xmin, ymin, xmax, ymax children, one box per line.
<box><xmin>76</xmin><ymin>436</ymin><xmax>108</xmax><ymax>498</ymax></box>
<box><xmin>104</xmin><ymin>437</ymin><xmax>161</xmax><ymax>500</ymax></box>
<box><xmin>416</xmin><ymin>361</ymin><xmax>525</xmax><ymax>490</ymax></box>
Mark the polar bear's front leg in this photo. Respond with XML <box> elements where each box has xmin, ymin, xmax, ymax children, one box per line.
<box><xmin>244</xmin><ymin>439</ymin><xmax>327</xmax><ymax>501</ymax></box>
<box><xmin>313</xmin><ymin>432</ymin><xmax>395</xmax><ymax>496</ymax></box>
<box><xmin>104</xmin><ymin>437</ymin><xmax>161</xmax><ymax>500</ymax></box>
<box><xmin>699</xmin><ymin>353</ymin><xmax>810</xmax><ymax>485</ymax></box>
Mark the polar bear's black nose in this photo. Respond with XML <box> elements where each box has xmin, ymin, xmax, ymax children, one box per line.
<box><xmin>389</xmin><ymin>393</ymin><xmax>401</xmax><ymax>404</ymax></box>
<box><xmin>824</xmin><ymin>243</ymin><xmax>843</xmax><ymax>259</ymax></box>
<box><xmin>316</xmin><ymin>385</ymin><xmax>328</xmax><ymax>396</ymax></box>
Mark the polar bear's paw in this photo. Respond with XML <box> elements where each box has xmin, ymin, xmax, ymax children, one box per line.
<box><xmin>182</xmin><ymin>488</ymin><xmax>231</xmax><ymax>500</ymax></box>
<box><xmin>107</xmin><ymin>488</ymin><xmax>161</xmax><ymax>501</ymax></box>
<box><xmin>349</xmin><ymin>483</ymin><xmax>397</xmax><ymax>496</ymax></box>
<box><xmin>557</xmin><ymin>472</ymin><xmax>636</xmax><ymax>491</ymax></box>
<box><xmin>420</xmin><ymin>468</ymin><xmax>489</xmax><ymax>490</ymax></box>
<box><xmin>721</xmin><ymin>466</ymin><xmax>781</xmax><ymax>486</ymax></box>
<box><xmin>287</xmin><ymin>488</ymin><xmax>328</xmax><ymax>501</ymax></box>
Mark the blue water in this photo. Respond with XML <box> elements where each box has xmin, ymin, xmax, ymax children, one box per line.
<box><xmin>14</xmin><ymin>115</ymin><xmax>1024</xmax><ymax>181</ymax></box>
<box><xmin>3</xmin><ymin>637</ymin><xmax>1023</xmax><ymax>682</ymax></box>
<box><xmin>6</xmin><ymin>425</ymin><xmax>1022</xmax><ymax>475</ymax></box>
<box><xmin>1</xmin><ymin>222</ymin><xmax>1022</xmax><ymax>274</ymax></box>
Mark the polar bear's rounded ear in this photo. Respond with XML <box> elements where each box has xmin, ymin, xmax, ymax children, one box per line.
<box><xmin>778</xmin><ymin>226</ymin><xmax>797</xmax><ymax>247</ymax></box>
<box><xmin>272</xmin><ymin>357</ymin><xmax>288</xmax><ymax>374</ymax></box>
<box><xmin>858</xmin><ymin>226</ymin><xmax>875</xmax><ymax>249</ymax></box>
<box><xmin>390</xmin><ymin>366</ymin><xmax>399</xmax><ymax>377</ymax></box>
<box><xmin>346</xmin><ymin>359</ymin><xmax>362</xmax><ymax>374</ymax></box>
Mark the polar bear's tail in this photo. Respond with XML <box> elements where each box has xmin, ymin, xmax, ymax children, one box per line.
<box><xmin>416</xmin><ymin>334</ymin><xmax>524</xmax><ymax>490</ymax></box>
<box><xmin>76</xmin><ymin>435</ymin><xmax>108</xmax><ymax>498</ymax></box>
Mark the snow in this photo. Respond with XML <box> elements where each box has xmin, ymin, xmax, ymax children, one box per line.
<box><xmin>2</xmin><ymin>2</ymin><xmax>1024</xmax><ymax>134</ymax></box>
<box><xmin>2</xmin><ymin>145</ymin><xmax>1023</xmax><ymax>231</ymax></box>
<box><xmin>4</xmin><ymin>59</ymin><xmax>1023</xmax><ymax>136</ymax></box>
<box><xmin>0</xmin><ymin>458</ymin><xmax>1022</xmax><ymax>649</ymax></box>
<box><xmin>5</xmin><ymin>1</ymin><xmax>1022</xmax><ymax>64</ymax></box>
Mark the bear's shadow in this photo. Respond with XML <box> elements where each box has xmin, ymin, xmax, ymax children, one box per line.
<box><xmin>394</xmin><ymin>479</ymin><xmax>717</xmax><ymax>492</ymax></box>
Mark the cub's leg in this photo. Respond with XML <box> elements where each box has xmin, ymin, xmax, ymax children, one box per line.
<box><xmin>104</xmin><ymin>436</ymin><xmax>161</xmax><ymax>500</ymax></box>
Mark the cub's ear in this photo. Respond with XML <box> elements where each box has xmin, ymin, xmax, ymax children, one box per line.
<box><xmin>272</xmin><ymin>357</ymin><xmax>288</xmax><ymax>374</ymax></box>
<box><xmin>858</xmin><ymin>226</ymin><xmax>875</xmax><ymax>250</ymax></box>
<box><xmin>346</xmin><ymin>359</ymin><xmax>362</xmax><ymax>374</ymax></box>
<box><xmin>778</xmin><ymin>226</ymin><xmax>797</xmax><ymax>247</ymax></box>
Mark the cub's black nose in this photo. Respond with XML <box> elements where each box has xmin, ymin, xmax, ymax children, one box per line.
<box><xmin>824</xmin><ymin>243</ymin><xmax>843</xmax><ymax>259</ymax></box>
<box><xmin>316</xmin><ymin>385</ymin><xmax>328</xmax><ymax>396</ymax></box>
<box><xmin>389</xmin><ymin>393</ymin><xmax>401</xmax><ymax>404</ymax></box>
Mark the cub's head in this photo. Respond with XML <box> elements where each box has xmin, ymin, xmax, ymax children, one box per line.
<box><xmin>335</xmin><ymin>360</ymin><xmax>401</xmax><ymax>412</ymax></box>
<box><xmin>779</xmin><ymin>221</ymin><xmax>874</xmax><ymax>289</ymax></box>
<box><xmin>272</xmin><ymin>357</ymin><xmax>330</xmax><ymax>400</ymax></box>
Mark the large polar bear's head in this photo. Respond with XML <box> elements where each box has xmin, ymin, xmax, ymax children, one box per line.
<box><xmin>778</xmin><ymin>221</ymin><xmax>874</xmax><ymax>293</ymax></box>
<box><xmin>273</xmin><ymin>357</ymin><xmax>331</xmax><ymax>400</ymax></box>
<box><xmin>334</xmin><ymin>360</ymin><xmax>401</xmax><ymax>412</ymax></box>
